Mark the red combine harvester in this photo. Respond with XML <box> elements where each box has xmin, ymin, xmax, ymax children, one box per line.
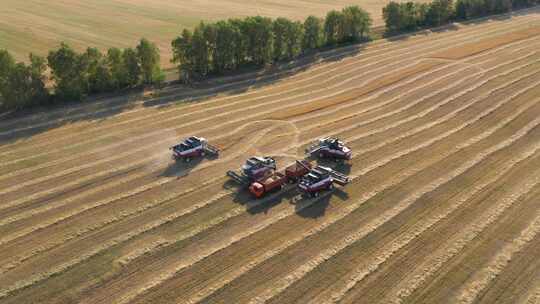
<box><xmin>249</xmin><ymin>160</ymin><xmax>312</xmax><ymax>198</ymax></box>
<box><xmin>305</xmin><ymin>137</ymin><xmax>352</xmax><ymax>161</ymax></box>
<box><xmin>170</xmin><ymin>136</ymin><xmax>219</xmax><ymax>162</ymax></box>
<box><xmin>297</xmin><ymin>165</ymin><xmax>350</xmax><ymax>197</ymax></box>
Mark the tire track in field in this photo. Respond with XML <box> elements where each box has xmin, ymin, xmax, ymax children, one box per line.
<box><xmin>0</xmin><ymin>120</ymin><xmax>291</xmax><ymax>246</ymax></box>
<box><xmin>172</xmin><ymin>68</ymin><xmax>540</xmax><ymax>304</ymax></box>
<box><xmin>453</xmin><ymin>210</ymin><xmax>540</xmax><ymax>304</ymax></box>
<box><xmin>341</xmin><ymin>59</ymin><xmax>540</xmax><ymax>155</ymax></box>
<box><xmin>0</xmin><ymin>61</ymin><xmax>532</xmax><ymax>302</ymax></box>
<box><xmin>1</xmin><ymin>6</ymin><xmax>535</xmax><ymax>134</ymax></box>
<box><xmin>334</xmin><ymin>157</ymin><xmax>540</xmax><ymax>304</ymax></box>
<box><xmin>1</xmin><ymin>17</ymin><xmax>536</xmax><ymax>170</ymax></box>
<box><xmin>2</xmin><ymin>52</ymin><xmax>532</xmax><ymax>254</ymax></box>
<box><xmin>385</xmin><ymin>162</ymin><xmax>540</xmax><ymax>304</ymax></box>
<box><xmin>240</xmin><ymin>87</ymin><xmax>540</xmax><ymax>304</ymax></box>
<box><xmin>80</xmin><ymin>77</ymin><xmax>540</xmax><ymax>304</ymax></box>
<box><xmin>1</xmin><ymin>10</ymin><xmax>534</xmax><ymax>142</ymax></box>
<box><xmin>0</xmin><ymin>19</ymin><xmax>536</xmax><ymax>302</ymax></box>
<box><xmin>3</xmin><ymin>37</ymin><xmax>535</xmax><ymax>217</ymax></box>
<box><xmin>524</xmin><ymin>285</ymin><xmax>540</xmax><ymax>304</ymax></box>
<box><xmin>472</xmin><ymin>233</ymin><xmax>540</xmax><ymax>304</ymax></box>
<box><xmin>309</xmin><ymin>104</ymin><xmax>540</xmax><ymax>304</ymax></box>
<box><xmin>134</xmin><ymin>82</ymin><xmax>540</xmax><ymax>304</ymax></box>
<box><xmin>0</xmin><ymin>53</ymin><xmax>483</xmax><ymax>198</ymax></box>
<box><xmin>0</xmin><ymin>55</ymin><xmax>449</xmax><ymax>189</ymax></box>
<box><xmin>0</xmin><ymin>49</ymin><xmax>532</xmax><ymax>278</ymax></box>
<box><xmin>0</xmin><ymin>58</ymin><xmax>465</xmax><ymax>215</ymax></box>
<box><xmin>1</xmin><ymin>30</ymin><xmax>536</xmax><ymax>216</ymax></box>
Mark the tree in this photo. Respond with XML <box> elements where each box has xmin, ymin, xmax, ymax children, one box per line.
<box><xmin>273</xmin><ymin>17</ymin><xmax>289</xmax><ymax>60</ymax></box>
<box><xmin>228</xmin><ymin>18</ymin><xmax>249</xmax><ymax>67</ymax></box>
<box><xmin>284</xmin><ymin>20</ymin><xmax>303</xmax><ymax>59</ymax></box>
<box><xmin>493</xmin><ymin>0</ymin><xmax>512</xmax><ymax>13</ymax></box>
<box><xmin>302</xmin><ymin>16</ymin><xmax>323</xmax><ymax>51</ymax></box>
<box><xmin>0</xmin><ymin>53</ymin><xmax>48</xmax><ymax>110</ymax></box>
<box><xmin>0</xmin><ymin>50</ymin><xmax>15</xmax><ymax>109</ymax></box>
<box><xmin>402</xmin><ymin>2</ymin><xmax>420</xmax><ymax>30</ymax></box>
<box><xmin>455</xmin><ymin>0</ymin><xmax>469</xmax><ymax>19</ymax></box>
<box><xmin>136</xmin><ymin>38</ymin><xmax>164</xmax><ymax>85</ymax></box>
<box><xmin>202</xmin><ymin>23</ymin><xmax>217</xmax><ymax>73</ymax></box>
<box><xmin>342</xmin><ymin>6</ymin><xmax>372</xmax><ymax>42</ymax></box>
<box><xmin>171</xmin><ymin>29</ymin><xmax>194</xmax><ymax>82</ymax></box>
<box><xmin>27</xmin><ymin>54</ymin><xmax>49</xmax><ymax>105</ymax></box>
<box><xmin>107</xmin><ymin>47</ymin><xmax>128</xmax><ymax>89</ymax></box>
<box><xmin>243</xmin><ymin>16</ymin><xmax>273</xmax><ymax>65</ymax></box>
<box><xmin>324</xmin><ymin>10</ymin><xmax>345</xmax><ymax>45</ymax></box>
<box><xmin>383</xmin><ymin>2</ymin><xmax>403</xmax><ymax>32</ymax></box>
<box><xmin>122</xmin><ymin>47</ymin><xmax>141</xmax><ymax>87</ymax></box>
<box><xmin>191</xmin><ymin>23</ymin><xmax>211</xmax><ymax>77</ymax></box>
<box><xmin>85</xmin><ymin>47</ymin><xmax>113</xmax><ymax>93</ymax></box>
<box><xmin>213</xmin><ymin>20</ymin><xmax>236</xmax><ymax>73</ymax></box>
<box><xmin>47</xmin><ymin>43</ymin><xmax>89</xmax><ymax>101</ymax></box>
<box><xmin>425</xmin><ymin>0</ymin><xmax>454</xmax><ymax>26</ymax></box>
<box><xmin>273</xmin><ymin>18</ymin><xmax>302</xmax><ymax>60</ymax></box>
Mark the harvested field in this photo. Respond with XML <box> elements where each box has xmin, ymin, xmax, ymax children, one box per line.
<box><xmin>1</xmin><ymin>0</ymin><xmax>409</xmax><ymax>67</ymax></box>
<box><xmin>1</xmin><ymin>8</ymin><xmax>540</xmax><ymax>304</ymax></box>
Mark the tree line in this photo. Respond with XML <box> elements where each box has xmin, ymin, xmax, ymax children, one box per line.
<box><xmin>383</xmin><ymin>0</ymin><xmax>539</xmax><ymax>33</ymax></box>
<box><xmin>2</xmin><ymin>1</ymin><xmax>539</xmax><ymax>112</ymax></box>
<box><xmin>171</xmin><ymin>6</ymin><xmax>372</xmax><ymax>81</ymax></box>
<box><xmin>0</xmin><ymin>38</ymin><xmax>163</xmax><ymax>111</ymax></box>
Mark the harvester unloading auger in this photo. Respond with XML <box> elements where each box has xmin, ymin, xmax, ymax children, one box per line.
<box><xmin>170</xmin><ymin>136</ymin><xmax>220</xmax><ymax>162</ymax></box>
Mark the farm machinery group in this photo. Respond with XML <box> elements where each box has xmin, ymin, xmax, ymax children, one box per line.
<box><xmin>171</xmin><ymin>136</ymin><xmax>351</xmax><ymax>199</ymax></box>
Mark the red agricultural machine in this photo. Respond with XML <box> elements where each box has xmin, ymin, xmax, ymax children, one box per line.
<box><xmin>170</xmin><ymin>136</ymin><xmax>220</xmax><ymax>162</ymax></box>
<box><xmin>297</xmin><ymin>165</ymin><xmax>350</xmax><ymax>198</ymax></box>
<box><xmin>305</xmin><ymin>137</ymin><xmax>352</xmax><ymax>161</ymax></box>
<box><xmin>249</xmin><ymin>160</ymin><xmax>312</xmax><ymax>198</ymax></box>
<box><xmin>227</xmin><ymin>157</ymin><xmax>350</xmax><ymax>199</ymax></box>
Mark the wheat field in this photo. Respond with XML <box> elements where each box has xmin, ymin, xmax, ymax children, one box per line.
<box><xmin>0</xmin><ymin>7</ymin><xmax>540</xmax><ymax>304</ymax></box>
<box><xmin>1</xmin><ymin>0</ymin><xmax>396</xmax><ymax>67</ymax></box>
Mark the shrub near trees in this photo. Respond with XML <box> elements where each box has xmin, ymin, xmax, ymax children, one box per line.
<box><xmin>172</xmin><ymin>6</ymin><xmax>372</xmax><ymax>81</ymax></box>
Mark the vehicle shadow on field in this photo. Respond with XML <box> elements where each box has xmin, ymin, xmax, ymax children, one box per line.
<box><xmin>223</xmin><ymin>180</ymin><xmax>300</xmax><ymax>215</ymax></box>
<box><xmin>158</xmin><ymin>157</ymin><xmax>203</xmax><ymax>178</ymax></box>
<box><xmin>295</xmin><ymin>188</ymin><xmax>349</xmax><ymax>219</ymax></box>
